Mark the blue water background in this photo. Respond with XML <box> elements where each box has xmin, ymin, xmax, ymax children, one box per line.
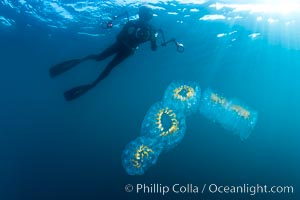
<box><xmin>0</xmin><ymin>1</ymin><xmax>299</xmax><ymax>199</ymax></box>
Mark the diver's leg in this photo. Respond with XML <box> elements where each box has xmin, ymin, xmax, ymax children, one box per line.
<box><xmin>64</xmin><ymin>50</ymin><xmax>131</xmax><ymax>101</ymax></box>
<box><xmin>91</xmin><ymin>51</ymin><xmax>132</xmax><ymax>86</ymax></box>
<box><xmin>82</xmin><ymin>42</ymin><xmax>119</xmax><ymax>61</ymax></box>
<box><xmin>50</xmin><ymin>42</ymin><xmax>121</xmax><ymax>78</ymax></box>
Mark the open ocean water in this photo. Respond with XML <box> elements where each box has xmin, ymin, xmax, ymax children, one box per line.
<box><xmin>0</xmin><ymin>0</ymin><xmax>299</xmax><ymax>199</ymax></box>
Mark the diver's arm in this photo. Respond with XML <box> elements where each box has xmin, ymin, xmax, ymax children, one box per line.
<box><xmin>150</xmin><ymin>31</ymin><xmax>158</xmax><ymax>51</ymax></box>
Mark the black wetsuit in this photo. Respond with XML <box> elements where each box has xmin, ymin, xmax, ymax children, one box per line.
<box><xmin>88</xmin><ymin>19</ymin><xmax>157</xmax><ymax>86</ymax></box>
<box><xmin>53</xmin><ymin>19</ymin><xmax>158</xmax><ymax>101</ymax></box>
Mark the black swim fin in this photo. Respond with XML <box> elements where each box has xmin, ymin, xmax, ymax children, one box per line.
<box><xmin>64</xmin><ymin>84</ymin><xmax>93</xmax><ymax>101</ymax></box>
<box><xmin>49</xmin><ymin>59</ymin><xmax>82</xmax><ymax>78</ymax></box>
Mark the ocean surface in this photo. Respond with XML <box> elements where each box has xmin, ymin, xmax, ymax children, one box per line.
<box><xmin>0</xmin><ymin>0</ymin><xmax>299</xmax><ymax>199</ymax></box>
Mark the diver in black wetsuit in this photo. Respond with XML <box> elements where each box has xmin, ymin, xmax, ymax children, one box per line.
<box><xmin>50</xmin><ymin>5</ymin><xmax>158</xmax><ymax>101</ymax></box>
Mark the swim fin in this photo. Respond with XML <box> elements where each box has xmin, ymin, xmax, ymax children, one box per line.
<box><xmin>64</xmin><ymin>84</ymin><xmax>93</xmax><ymax>101</ymax></box>
<box><xmin>49</xmin><ymin>59</ymin><xmax>82</xmax><ymax>78</ymax></box>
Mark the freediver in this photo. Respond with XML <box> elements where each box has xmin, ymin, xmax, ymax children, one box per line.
<box><xmin>50</xmin><ymin>5</ymin><xmax>158</xmax><ymax>101</ymax></box>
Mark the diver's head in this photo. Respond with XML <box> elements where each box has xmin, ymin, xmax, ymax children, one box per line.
<box><xmin>138</xmin><ymin>5</ymin><xmax>153</xmax><ymax>22</ymax></box>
